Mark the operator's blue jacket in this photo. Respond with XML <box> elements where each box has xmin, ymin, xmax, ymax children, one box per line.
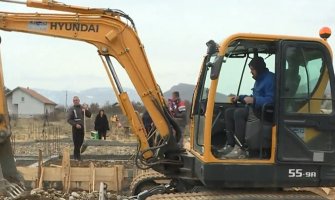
<box><xmin>239</xmin><ymin>68</ymin><xmax>275</xmax><ymax>109</ymax></box>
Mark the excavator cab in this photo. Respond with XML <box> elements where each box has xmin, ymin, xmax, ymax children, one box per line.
<box><xmin>189</xmin><ymin>33</ymin><xmax>335</xmax><ymax>187</ymax></box>
<box><xmin>192</xmin><ymin>38</ymin><xmax>277</xmax><ymax>158</ymax></box>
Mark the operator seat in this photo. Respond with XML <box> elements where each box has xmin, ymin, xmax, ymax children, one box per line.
<box><xmin>245</xmin><ymin>104</ymin><xmax>274</xmax><ymax>158</ymax></box>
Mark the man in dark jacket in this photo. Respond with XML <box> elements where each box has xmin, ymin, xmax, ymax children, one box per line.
<box><xmin>67</xmin><ymin>96</ymin><xmax>91</xmax><ymax>161</ymax></box>
<box><xmin>219</xmin><ymin>57</ymin><xmax>275</xmax><ymax>159</ymax></box>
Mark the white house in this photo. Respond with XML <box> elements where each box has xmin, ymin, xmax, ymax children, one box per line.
<box><xmin>6</xmin><ymin>87</ymin><xmax>57</xmax><ymax>117</ymax></box>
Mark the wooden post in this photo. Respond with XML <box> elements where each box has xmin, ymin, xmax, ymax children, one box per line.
<box><xmin>115</xmin><ymin>166</ymin><xmax>119</xmax><ymax>193</ymax></box>
<box><xmin>32</xmin><ymin>123</ymin><xmax>34</xmax><ymax>140</ymax></box>
<box><xmin>61</xmin><ymin>147</ymin><xmax>71</xmax><ymax>193</ymax></box>
<box><xmin>89</xmin><ymin>162</ymin><xmax>95</xmax><ymax>193</ymax></box>
<box><xmin>36</xmin><ymin>149</ymin><xmax>42</xmax><ymax>188</ymax></box>
<box><xmin>98</xmin><ymin>182</ymin><xmax>106</xmax><ymax>200</ymax></box>
<box><xmin>114</xmin><ymin>165</ymin><xmax>124</xmax><ymax>193</ymax></box>
<box><xmin>38</xmin><ymin>167</ymin><xmax>44</xmax><ymax>189</ymax></box>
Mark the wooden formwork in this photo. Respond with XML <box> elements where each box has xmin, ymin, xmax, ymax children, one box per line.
<box><xmin>16</xmin><ymin>148</ymin><xmax>124</xmax><ymax>193</ymax></box>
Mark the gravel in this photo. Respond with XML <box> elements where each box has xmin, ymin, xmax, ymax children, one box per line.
<box><xmin>0</xmin><ymin>188</ymin><xmax>128</xmax><ymax>200</ymax></box>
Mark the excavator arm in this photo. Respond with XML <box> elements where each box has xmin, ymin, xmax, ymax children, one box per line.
<box><xmin>0</xmin><ymin>0</ymin><xmax>182</xmax><ymax>170</ymax></box>
<box><xmin>0</xmin><ymin>38</ymin><xmax>25</xmax><ymax>197</ymax></box>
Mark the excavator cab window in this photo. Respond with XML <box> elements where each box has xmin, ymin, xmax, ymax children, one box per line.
<box><xmin>192</xmin><ymin>53</ymin><xmax>218</xmax><ymax>153</ymax></box>
<box><xmin>277</xmin><ymin>41</ymin><xmax>335</xmax><ymax>162</ymax></box>
<box><xmin>210</xmin><ymin>41</ymin><xmax>276</xmax><ymax>156</ymax></box>
<box><xmin>193</xmin><ymin>39</ymin><xmax>277</xmax><ymax>156</ymax></box>
<box><xmin>283</xmin><ymin>45</ymin><xmax>332</xmax><ymax>113</ymax></box>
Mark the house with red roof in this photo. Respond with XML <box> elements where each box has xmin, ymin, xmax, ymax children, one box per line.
<box><xmin>6</xmin><ymin>87</ymin><xmax>57</xmax><ymax>118</ymax></box>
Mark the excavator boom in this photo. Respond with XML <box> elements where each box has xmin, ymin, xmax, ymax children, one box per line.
<box><xmin>0</xmin><ymin>1</ymin><xmax>181</xmax><ymax>170</ymax></box>
<box><xmin>0</xmin><ymin>37</ymin><xmax>25</xmax><ymax>197</ymax></box>
<box><xmin>3</xmin><ymin>0</ymin><xmax>124</xmax><ymax>16</ymax></box>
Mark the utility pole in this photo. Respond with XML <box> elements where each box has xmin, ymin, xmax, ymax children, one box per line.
<box><xmin>65</xmin><ymin>90</ymin><xmax>68</xmax><ymax>112</ymax></box>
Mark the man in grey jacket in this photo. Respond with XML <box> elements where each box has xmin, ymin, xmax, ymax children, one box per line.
<box><xmin>67</xmin><ymin>96</ymin><xmax>91</xmax><ymax>161</ymax></box>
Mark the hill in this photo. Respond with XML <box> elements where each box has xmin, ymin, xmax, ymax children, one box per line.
<box><xmin>33</xmin><ymin>83</ymin><xmax>229</xmax><ymax>107</ymax></box>
<box><xmin>34</xmin><ymin>87</ymin><xmax>141</xmax><ymax>107</ymax></box>
<box><xmin>163</xmin><ymin>83</ymin><xmax>228</xmax><ymax>102</ymax></box>
<box><xmin>163</xmin><ymin>83</ymin><xmax>195</xmax><ymax>102</ymax></box>
<box><xmin>34</xmin><ymin>84</ymin><xmax>195</xmax><ymax>107</ymax></box>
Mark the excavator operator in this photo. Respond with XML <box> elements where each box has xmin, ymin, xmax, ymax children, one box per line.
<box><xmin>218</xmin><ymin>56</ymin><xmax>275</xmax><ymax>159</ymax></box>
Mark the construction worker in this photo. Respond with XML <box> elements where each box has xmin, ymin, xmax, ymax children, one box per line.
<box><xmin>168</xmin><ymin>91</ymin><xmax>187</xmax><ymax>147</ymax></box>
<box><xmin>67</xmin><ymin>96</ymin><xmax>91</xmax><ymax>161</ymax></box>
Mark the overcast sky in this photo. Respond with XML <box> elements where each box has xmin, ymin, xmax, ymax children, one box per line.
<box><xmin>0</xmin><ymin>0</ymin><xmax>334</xmax><ymax>93</ymax></box>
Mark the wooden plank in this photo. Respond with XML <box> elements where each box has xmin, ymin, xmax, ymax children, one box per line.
<box><xmin>95</xmin><ymin>168</ymin><xmax>115</xmax><ymax>191</ymax></box>
<box><xmin>49</xmin><ymin>164</ymin><xmax>62</xmax><ymax>168</ymax></box>
<box><xmin>95</xmin><ymin>168</ymin><xmax>114</xmax><ymax>180</ymax></box>
<box><xmin>43</xmin><ymin>167</ymin><xmax>62</xmax><ymax>181</ymax></box>
<box><xmin>70</xmin><ymin>182</ymin><xmax>89</xmax><ymax>190</ymax></box>
<box><xmin>17</xmin><ymin>167</ymin><xmax>38</xmax><ymax>181</ymax></box>
<box><xmin>61</xmin><ymin>147</ymin><xmax>71</xmax><ymax>193</ymax></box>
<box><xmin>70</xmin><ymin>168</ymin><xmax>90</xmax><ymax>181</ymax></box>
<box><xmin>17</xmin><ymin>165</ymin><xmax>124</xmax><ymax>192</ymax></box>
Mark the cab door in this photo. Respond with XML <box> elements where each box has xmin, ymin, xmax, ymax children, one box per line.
<box><xmin>277</xmin><ymin>40</ymin><xmax>335</xmax><ymax>164</ymax></box>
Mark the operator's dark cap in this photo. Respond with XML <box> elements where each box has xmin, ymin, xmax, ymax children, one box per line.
<box><xmin>249</xmin><ymin>57</ymin><xmax>266</xmax><ymax>72</ymax></box>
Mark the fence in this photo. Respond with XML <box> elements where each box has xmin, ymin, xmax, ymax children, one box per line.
<box><xmin>10</xmin><ymin>118</ymin><xmax>64</xmax><ymax>157</ymax></box>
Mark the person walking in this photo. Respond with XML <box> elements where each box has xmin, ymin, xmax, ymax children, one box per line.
<box><xmin>94</xmin><ymin>109</ymin><xmax>110</xmax><ymax>140</ymax></box>
<box><xmin>67</xmin><ymin>96</ymin><xmax>91</xmax><ymax>161</ymax></box>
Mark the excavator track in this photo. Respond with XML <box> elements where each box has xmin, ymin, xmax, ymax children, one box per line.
<box><xmin>146</xmin><ymin>191</ymin><xmax>327</xmax><ymax>200</ymax></box>
<box><xmin>130</xmin><ymin>170</ymin><xmax>170</xmax><ymax>195</ymax></box>
<box><xmin>130</xmin><ymin>171</ymin><xmax>327</xmax><ymax>200</ymax></box>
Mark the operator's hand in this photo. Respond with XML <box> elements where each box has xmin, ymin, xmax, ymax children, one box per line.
<box><xmin>75</xmin><ymin>124</ymin><xmax>82</xmax><ymax>129</ymax></box>
<box><xmin>230</xmin><ymin>96</ymin><xmax>238</xmax><ymax>103</ymax></box>
<box><xmin>243</xmin><ymin>96</ymin><xmax>254</xmax><ymax>105</ymax></box>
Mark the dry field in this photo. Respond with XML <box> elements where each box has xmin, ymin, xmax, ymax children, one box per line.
<box><xmin>11</xmin><ymin>118</ymin><xmax>136</xmax><ymax>157</ymax></box>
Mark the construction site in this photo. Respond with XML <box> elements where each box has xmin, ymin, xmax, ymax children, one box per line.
<box><xmin>7</xmin><ymin>116</ymin><xmax>140</xmax><ymax>199</ymax></box>
<box><xmin>1</xmin><ymin>0</ymin><xmax>335</xmax><ymax>199</ymax></box>
<box><xmin>4</xmin><ymin>115</ymin><xmax>335</xmax><ymax>200</ymax></box>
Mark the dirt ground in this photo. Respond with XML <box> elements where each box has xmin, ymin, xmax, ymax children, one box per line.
<box><xmin>11</xmin><ymin>118</ymin><xmax>136</xmax><ymax>157</ymax></box>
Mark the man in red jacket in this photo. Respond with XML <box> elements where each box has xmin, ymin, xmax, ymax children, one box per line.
<box><xmin>168</xmin><ymin>91</ymin><xmax>187</xmax><ymax>147</ymax></box>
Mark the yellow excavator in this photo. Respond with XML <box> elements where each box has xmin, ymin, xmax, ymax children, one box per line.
<box><xmin>0</xmin><ymin>0</ymin><xmax>334</xmax><ymax>199</ymax></box>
